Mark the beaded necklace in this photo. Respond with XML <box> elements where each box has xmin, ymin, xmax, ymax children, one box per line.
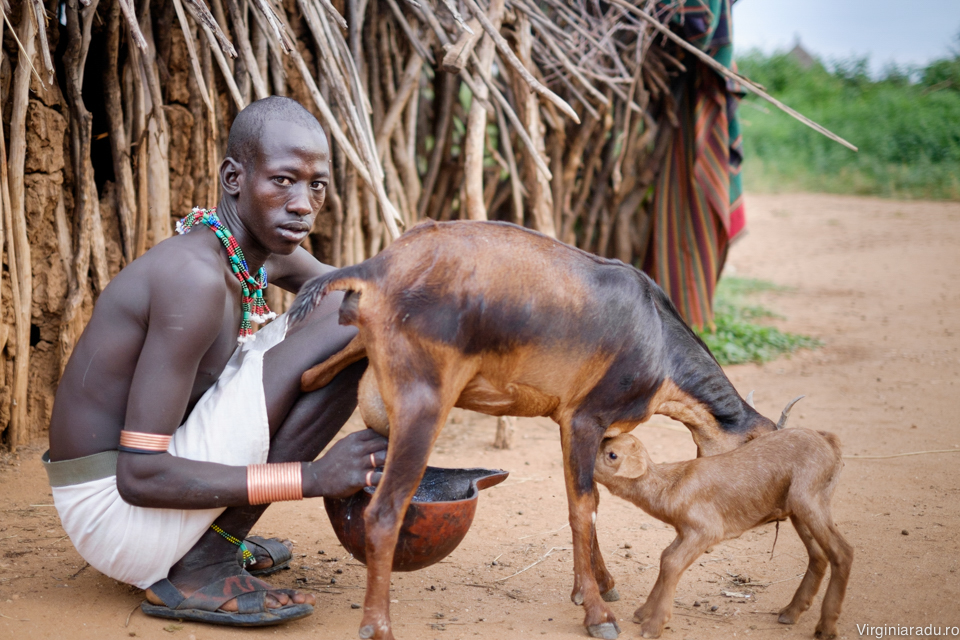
<box><xmin>176</xmin><ymin>207</ymin><xmax>276</xmax><ymax>343</ymax></box>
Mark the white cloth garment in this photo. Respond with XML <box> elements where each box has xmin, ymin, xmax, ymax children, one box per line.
<box><xmin>50</xmin><ymin>316</ymin><xmax>287</xmax><ymax>589</ymax></box>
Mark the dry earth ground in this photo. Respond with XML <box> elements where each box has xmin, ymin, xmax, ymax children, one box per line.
<box><xmin>1</xmin><ymin>192</ymin><xmax>958</xmax><ymax>640</ymax></box>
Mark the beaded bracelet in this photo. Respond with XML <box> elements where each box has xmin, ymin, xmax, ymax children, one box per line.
<box><xmin>247</xmin><ymin>462</ymin><xmax>303</xmax><ymax>505</ymax></box>
<box><xmin>118</xmin><ymin>430</ymin><xmax>172</xmax><ymax>455</ymax></box>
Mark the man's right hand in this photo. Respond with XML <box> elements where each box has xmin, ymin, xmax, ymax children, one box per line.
<box><xmin>304</xmin><ymin>429</ymin><xmax>388</xmax><ymax>498</ymax></box>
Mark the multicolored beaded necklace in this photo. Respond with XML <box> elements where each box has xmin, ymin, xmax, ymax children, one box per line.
<box><xmin>176</xmin><ymin>207</ymin><xmax>276</xmax><ymax>343</ymax></box>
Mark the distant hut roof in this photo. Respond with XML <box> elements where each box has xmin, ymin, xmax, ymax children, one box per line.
<box><xmin>789</xmin><ymin>39</ymin><xmax>816</xmax><ymax>69</ymax></box>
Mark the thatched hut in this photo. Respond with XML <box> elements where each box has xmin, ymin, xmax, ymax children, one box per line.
<box><xmin>0</xmin><ymin>0</ymin><xmax>813</xmax><ymax>449</ymax></box>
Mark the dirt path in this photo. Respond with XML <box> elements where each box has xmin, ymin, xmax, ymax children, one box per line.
<box><xmin>1</xmin><ymin>192</ymin><xmax>958</xmax><ymax>640</ymax></box>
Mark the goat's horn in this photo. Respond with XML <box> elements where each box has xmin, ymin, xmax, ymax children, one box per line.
<box><xmin>745</xmin><ymin>390</ymin><xmax>755</xmax><ymax>409</ymax></box>
<box><xmin>776</xmin><ymin>395</ymin><xmax>805</xmax><ymax>430</ymax></box>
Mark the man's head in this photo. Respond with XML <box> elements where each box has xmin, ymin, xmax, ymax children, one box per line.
<box><xmin>225</xmin><ymin>96</ymin><xmax>327</xmax><ymax>170</ymax></box>
<box><xmin>221</xmin><ymin>97</ymin><xmax>330</xmax><ymax>255</ymax></box>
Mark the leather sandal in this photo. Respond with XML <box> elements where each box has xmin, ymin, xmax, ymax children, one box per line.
<box><xmin>141</xmin><ymin>573</ymin><xmax>313</xmax><ymax>627</ymax></box>
<box><xmin>240</xmin><ymin>536</ymin><xmax>293</xmax><ymax>576</ymax></box>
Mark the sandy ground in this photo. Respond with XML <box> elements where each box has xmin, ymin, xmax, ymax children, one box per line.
<box><xmin>1</xmin><ymin>192</ymin><xmax>958</xmax><ymax>640</ymax></box>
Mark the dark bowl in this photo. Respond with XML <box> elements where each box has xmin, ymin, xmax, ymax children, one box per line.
<box><xmin>323</xmin><ymin>467</ymin><xmax>508</xmax><ymax>572</ymax></box>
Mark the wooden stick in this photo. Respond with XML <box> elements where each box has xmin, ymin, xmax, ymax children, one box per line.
<box><xmin>200</xmin><ymin>21</ymin><xmax>246</xmax><ymax>110</ymax></box>
<box><xmin>30</xmin><ymin>0</ymin><xmax>54</xmax><ymax>84</ymax></box>
<box><xmin>462</xmin><ymin>0</ymin><xmax>580</xmax><ymax>123</ymax></box>
<box><xmin>438</xmin><ymin>0</ymin><xmax>474</xmax><ymax>34</ymax></box>
<box><xmin>493</xmin><ymin>100</ymin><xmax>524</xmax><ymax>224</ymax></box>
<box><xmin>250</xmin><ymin>0</ymin><xmax>294</xmax><ymax>53</ymax></box>
<box><xmin>225</xmin><ymin>0</ymin><xmax>269</xmax><ymax>99</ymax></box>
<box><xmin>184</xmin><ymin>0</ymin><xmax>238</xmax><ymax>57</ymax></box>
<box><xmin>5</xmin><ymin>0</ymin><xmax>37</xmax><ymax>447</ymax></box>
<box><xmin>531</xmin><ymin>19</ymin><xmax>609</xmax><ymax>108</ymax></box>
<box><xmin>441</xmin><ymin>17</ymin><xmax>481</xmax><ymax>73</ymax></box>
<box><xmin>172</xmin><ymin>0</ymin><xmax>214</xmax><ymax>112</ymax></box>
<box><xmin>77</xmin><ymin>0</ymin><xmax>100</xmax><ymax>96</ymax></box>
<box><xmin>608</xmin><ymin>0</ymin><xmax>858</xmax><ymax>152</ymax></box>
<box><xmin>382</xmin><ymin>0</ymin><xmax>434</xmax><ymax>65</ymax></box>
<box><xmin>316</xmin><ymin>0</ymin><xmax>347</xmax><ymax>30</ymax></box>
<box><xmin>463</xmin><ymin>0</ymin><xmax>504</xmax><ymax>221</ymax></box>
<box><xmin>469</xmin><ymin>51</ymin><xmax>552</xmax><ymax>181</ymax></box>
<box><xmin>0</xmin><ymin>3</ymin><xmax>44</xmax><ymax>86</ymax></box>
<box><xmin>116</xmin><ymin>0</ymin><xmax>148</xmax><ymax>50</ymax></box>
<box><xmin>418</xmin><ymin>70</ymin><xmax>456</xmax><ymax>218</ymax></box>
<box><xmin>375</xmin><ymin>51</ymin><xmax>422</xmax><ymax>159</ymax></box>
<box><xmin>103</xmin><ymin>0</ymin><xmax>136</xmax><ymax>263</ymax></box>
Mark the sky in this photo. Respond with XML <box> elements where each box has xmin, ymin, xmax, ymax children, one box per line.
<box><xmin>733</xmin><ymin>0</ymin><xmax>960</xmax><ymax>74</ymax></box>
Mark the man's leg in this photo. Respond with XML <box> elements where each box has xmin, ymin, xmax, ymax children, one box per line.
<box><xmin>153</xmin><ymin>294</ymin><xmax>366</xmax><ymax>609</ymax></box>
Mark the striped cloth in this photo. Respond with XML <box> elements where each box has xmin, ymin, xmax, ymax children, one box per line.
<box><xmin>644</xmin><ymin>0</ymin><xmax>745</xmax><ymax>329</ymax></box>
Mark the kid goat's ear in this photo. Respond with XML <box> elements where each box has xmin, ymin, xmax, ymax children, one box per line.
<box><xmin>613</xmin><ymin>451</ymin><xmax>647</xmax><ymax>479</ymax></box>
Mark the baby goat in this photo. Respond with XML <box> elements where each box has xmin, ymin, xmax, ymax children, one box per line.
<box><xmin>595</xmin><ymin>430</ymin><xmax>853</xmax><ymax>639</ymax></box>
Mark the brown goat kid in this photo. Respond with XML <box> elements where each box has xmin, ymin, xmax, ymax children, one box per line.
<box><xmin>595</xmin><ymin>431</ymin><xmax>853</xmax><ymax>639</ymax></box>
<box><xmin>290</xmin><ymin>220</ymin><xmax>784</xmax><ymax>640</ymax></box>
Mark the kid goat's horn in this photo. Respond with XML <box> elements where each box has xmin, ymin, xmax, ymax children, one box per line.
<box><xmin>776</xmin><ymin>395</ymin><xmax>805</xmax><ymax>430</ymax></box>
<box><xmin>745</xmin><ymin>390</ymin><xmax>756</xmax><ymax>409</ymax></box>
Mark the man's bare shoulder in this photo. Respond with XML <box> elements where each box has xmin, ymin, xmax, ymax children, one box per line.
<box><xmin>99</xmin><ymin>232</ymin><xmax>230</xmax><ymax>325</ymax></box>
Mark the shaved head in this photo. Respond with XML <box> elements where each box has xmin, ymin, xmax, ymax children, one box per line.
<box><xmin>226</xmin><ymin>96</ymin><xmax>325</xmax><ymax>169</ymax></box>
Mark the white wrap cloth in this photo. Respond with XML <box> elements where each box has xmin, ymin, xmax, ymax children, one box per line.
<box><xmin>43</xmin><ymin>316</ymin><xmax>287</xmax><ymax>589</ymax></box>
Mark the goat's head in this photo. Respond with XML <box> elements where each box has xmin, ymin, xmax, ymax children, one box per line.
<box><xmin>595</xmin><ymin>434</ymin><xmax>649</xmax><ymax>484</ymax></box>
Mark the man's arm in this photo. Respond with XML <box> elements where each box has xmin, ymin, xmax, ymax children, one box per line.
<box><xmin>266</xmin><ymin>246</ymin><xmax>336</xmax><ymax>294</ymax></box>
<box><xmin>115</xmin><ymin>269</ymin><xmax>382</xmax><ymax>508</ymax></box>
<box><xmin>115</xmin><ymin>268</ymin><xmax>251</xmax><ymax>507</ymax></box>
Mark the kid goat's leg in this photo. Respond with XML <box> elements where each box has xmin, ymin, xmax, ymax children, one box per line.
<box><xmin>808</xmin><ymin>513</ymin><xmax>854</xmax><ymax>639</ymax></box>
<box><xmin>634</xmin><ymin>532</ymin><xmax>709</xmax><ymax>639</ymax></box>
<box><xmin>779</xmin><ymin>515</ymin><xmax>828</xmax><ymax>625</ymax></box>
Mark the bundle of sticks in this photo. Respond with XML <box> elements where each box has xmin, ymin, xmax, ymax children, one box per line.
<box><xmin>0</xmin><ymin>0</ymin><xmax>852</xmax><ymax>449</ymax></box>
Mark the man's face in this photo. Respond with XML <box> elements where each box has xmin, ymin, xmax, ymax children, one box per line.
<box><xmin>237</xmin><ymin>120</ymin><xmax>330</xmax><ymax>255</ymax></box>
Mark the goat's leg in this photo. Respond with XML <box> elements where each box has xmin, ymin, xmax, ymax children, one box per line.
<box><xmin>301</xmin><ymin>333</ymin><xmax>367</xmax><ymax>391</ymax></box>
<box><xmin>808</xmin><ymin>515</ymin><xmax>854</xmax><ymax>639</ymax></box>
<box><xmin>591</xmin><ymin>484</ymin><xmax>618</xmax><ymax>601</ymax></box>
<box><xmin>779</xmin><ymin>515</ymin><xmax>828</xmax><ymax>626</ymax></box>
<box><xmin>561</xmin><ymin>415</ymin><xmax>620</xmax><ymax>639</ymax></box>
<box><xmin>633</xmin><ymin>532</ymin><xmax>707</xmax><ymax>639</ymax></box>
<box><xmin>358</xmin><ymin>346</ymin><xmax>463</xmax><ymax>640</ymax></box>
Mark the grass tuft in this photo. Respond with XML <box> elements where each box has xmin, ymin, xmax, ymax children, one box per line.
<box><xmin>696</xmin><ymin>277</ymin><xmax>821</xmax><ymax>365</ymax></box>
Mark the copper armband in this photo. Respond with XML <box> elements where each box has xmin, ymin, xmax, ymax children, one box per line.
<box><xmin>118</xmin><ymin>430</ymin><xmax>172</xmax><ymax>455</ymax></box>
<box><xmin>247</xmin><ymin>462</ymin><xmax>303</xmax><ymax>505</ymax></box>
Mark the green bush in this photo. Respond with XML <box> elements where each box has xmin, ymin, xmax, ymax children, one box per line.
<box><xmin>695</xmin><ymin>277</ymin><xmax>820</xmax><ymax>365</ymax></box>
<box><xmin>737</xmin><ymin>46</ymin><xmax>960</xmax><ymax>200</ymax></box>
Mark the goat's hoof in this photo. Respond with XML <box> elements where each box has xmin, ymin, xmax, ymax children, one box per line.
<box><xmin>587</xmin><ymin>621</ymin><xmax>621</xmax><ymax>639</ymax></box>
<box><xmin>777</xmin><ymin>610</ymin><xmax>799</xmax><ymax>625</ymax></box>
<box><xmin>359</xmin><ymin>625</ymin><xmax>375</xmax><ymax>639</ymax></box>
<box><xmin>814</xmin><ymin>625</ymin><xmax>837</xmax><ymax>639</ymax></box>
<box><xmin>601</xmin><ymin>587</ymin><xmax>620</xmax><ymax>602</ymax></box>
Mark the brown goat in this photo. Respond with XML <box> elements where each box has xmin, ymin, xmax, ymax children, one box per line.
<box><xmin>290</xmin><ymin>220</ymin><xmax>784</xmax><ymax>640</ymax></box>
<box><xmin>594</xmin><ymin>430</ymin><xmax>853</xmax><ymax>639</ymax></box>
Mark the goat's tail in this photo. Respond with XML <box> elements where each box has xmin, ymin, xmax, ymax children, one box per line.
<box><xmin>289</xmin><ymin>264</ymin><xmax>374</xmax><ymax>326</ymax></box>
<box><xmin>816</xmin><ymin>430</ymin><xmax>843</xmax><ymax>458</ymax></box>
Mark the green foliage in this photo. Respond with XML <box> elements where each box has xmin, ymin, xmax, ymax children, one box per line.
<box><xmin>695</xmin><ymin>277</ymin><xmax>820</xmax><ymax>365</ymax></box>
<box><xmin>737</xmin><ymin>47</ymin><xmax>960</xmax><ymax>200</ymax></box>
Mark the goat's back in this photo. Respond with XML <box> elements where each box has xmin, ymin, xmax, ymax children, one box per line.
<box><xmin>295</xmin><ymin>220</ymin><xmax>665</xmax><ymax>358</ymax></box>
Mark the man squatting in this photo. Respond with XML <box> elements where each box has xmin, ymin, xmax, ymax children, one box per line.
<box><xmin>43</xmin><ymin>96</ymin><xmax>389</xmax><ymax>626</ymax></box>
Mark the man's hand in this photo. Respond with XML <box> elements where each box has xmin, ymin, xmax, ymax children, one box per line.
<box><xmin>304</xmin><ymin>429</ymin><xmax>388</xmax><ymax>498</ymax></box>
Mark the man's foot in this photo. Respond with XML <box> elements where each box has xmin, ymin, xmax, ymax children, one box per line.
<box><xmin>242</xmin><ymin>536</ymin><xmax>294</xmax><ymax>576</ymax></box>
<box><xmin>143</xmin><ymin>569</ymin><xmax>315</xmax><ymax>627</ymax></box>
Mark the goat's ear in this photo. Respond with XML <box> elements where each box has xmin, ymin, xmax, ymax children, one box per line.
<box><xmin>613</xmin><ymin>453</ymin><xmax>647</xmax><ymax>479</ymax></box>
